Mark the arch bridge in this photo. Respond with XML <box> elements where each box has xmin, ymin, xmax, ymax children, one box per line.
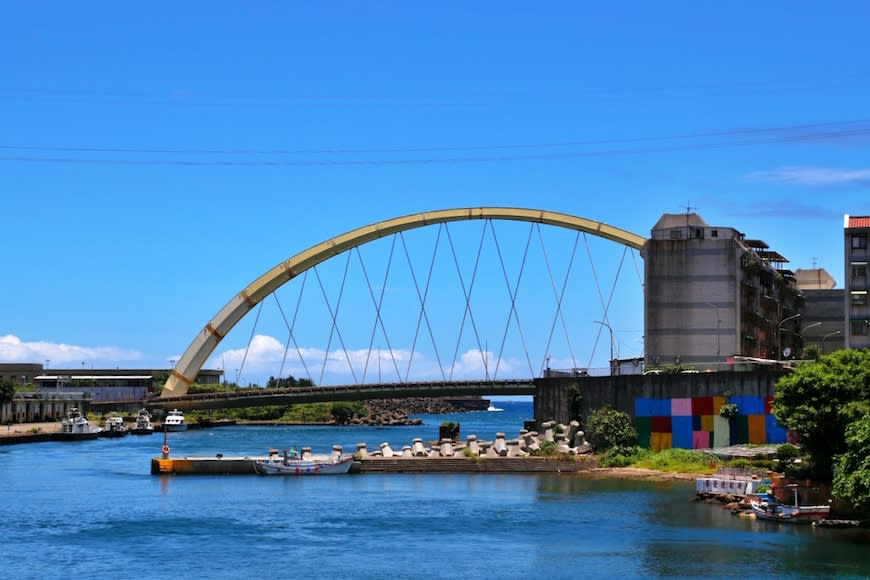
<box><xmin>160</xmin><ymin>207</ymin><xmax>646</xmax><ymax>406</ymax></box>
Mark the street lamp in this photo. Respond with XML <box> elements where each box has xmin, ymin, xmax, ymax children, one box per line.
<box><xmin>705</xmin><ymin>302</ymin><xmax>721</xmax><ymax>359</ymax></box>
<box><xmin>822</xmin><ymin>330</ymin><xmax>841</xmax><ymax>353</ymax></box>
<box><xmin>777</xmin><ymin>313</ymin><xmax>801</xmax><ymax>361</ymax></box>
<box><xmin>593</xmin><ymin>320</ymin><xmax>616</xmax><ymax>375</ymax></box>
<box><xmin>799</xmin><ymin>322</ymin><xmax>822</xmax><ymax>357</ymax></box>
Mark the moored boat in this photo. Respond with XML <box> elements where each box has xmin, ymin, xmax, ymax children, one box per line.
<box><xmin>53</xmin><ymin>408</ymin><xmax>102</xmax><ymax>441</ymax></box>
<box><xmin>130</xmin><ymin>409</ymin><xmax>154</xmax><ymax>435</ymax></box>
<box><xmin>100</xmin><ymin>415</ymin><xmax>129</xmax><ymax>438</ymax></box>
<box><xmin>750</xmin><ymin>485</ymin><xmax>830</xmax><ymax>524</ymax></box>
<box><xmin>254</xmin><ymin>449</ymin><xmax>354</xmax><ymax>475</ymax></box>
<box><xmin>163</xmin><ymin>409</ymin><xmax>187</xmax><ymax>432</ymax></box>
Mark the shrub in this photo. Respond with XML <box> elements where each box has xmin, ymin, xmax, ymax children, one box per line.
<box><xmin>775</xmin><ymin>443</ymin><xmax>800</xmax><ymax>469</ymax></box>
<box><xmin>330</xmin><ymin>402</ymin><xmax>365</xmax><ymax>423</ymax></box>
<box><xmin>598</xmin><ymin>445</ymin><xmax>650</xmax><ymax>467</ymax></box>
<box><xmin>585</xmin><ymin>405</ymin><xmax>637</xmax><ymax>451</ymax></box>
<box><xmin>635</xmin><ymin>448</ymin><xmax>711</xmax><ymax>472</ymax></box>
<box><xmin>538</xmin><ymin>440</ymin><xmax>557</xmax><ymax>456</ymax></box>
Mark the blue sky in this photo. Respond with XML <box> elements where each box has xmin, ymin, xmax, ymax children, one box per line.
<box><xmin>2</xmin><ymin>2</ymin><xmax>869</xmax><ymax>385</ymax></box>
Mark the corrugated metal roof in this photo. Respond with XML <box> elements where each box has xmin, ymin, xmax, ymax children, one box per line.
<box><xmin>848</xmin><ymin>216</ymin><xmax>870</xmax><ymax>228</ymax></box>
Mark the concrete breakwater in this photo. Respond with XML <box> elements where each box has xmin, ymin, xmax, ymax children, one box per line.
<box><xmin>152</xmin><ymin>419</ymin><xmax>594</xmax><ymax>475</ymax></box>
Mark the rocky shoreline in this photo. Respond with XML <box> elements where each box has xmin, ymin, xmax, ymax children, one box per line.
<box><xmin>338</xmin><ymin>397</ymin><xmax>483</xmax><ymax>426</ymax></box>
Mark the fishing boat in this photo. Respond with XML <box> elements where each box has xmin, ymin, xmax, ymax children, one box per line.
<box><xmin>163</xmin><ymin>409</ymin><xmax>187</xmax><ymax>432</ymax></box>
<box><xmin>53</xmin><ymin>407</ymin><xmax>102</xmax><ymax>441</ymax></box>
<box><xmin>254</xmin><ymin>449</ymin><xmax>354</xmax><ymax>475</ymax></box>
<box><xmin>99</xmin><ymin>415</ymin><xmax>130</xmax><ymax>438</ymax></box>
<box><xmin>130</xmin><ymin>409</ymin><xmax>154</xmax><ymax>435</ymax></box>
<box><xmin>750</xmin><ymin>484</ymin><xmax>830</xmax><ymax>524</ymax></box>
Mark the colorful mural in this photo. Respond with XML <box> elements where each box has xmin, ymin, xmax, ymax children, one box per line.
<box><xmin>634</xmin><ymin>395</ymin><xmax>787</xmax><ymax>451</ymax></box>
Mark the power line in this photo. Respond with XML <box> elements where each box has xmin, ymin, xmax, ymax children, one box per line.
<box><xmin>0</xmin><ymin>123</ymin><xmax>868</xmax><ymax>167</ymax></box>
<box><xmin>1</xmin><ymin>119</ymin><xmax>868</xmax><ymax>157</ymax></box>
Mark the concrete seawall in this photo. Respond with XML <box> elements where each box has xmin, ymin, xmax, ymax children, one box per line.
<box><xmin>151</xmin><ymin>455</ymin><xmax>595</xmax><ymax>475</ymax></box>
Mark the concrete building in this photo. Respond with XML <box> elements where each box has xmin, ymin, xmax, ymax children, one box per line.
<box><xmin>642</xmin><ymin>212</ymin><xmax>803</xmax><ymax>368</ymax></box>
<box><xmin>844</xmin><ymin>214</ymin><xmax>870</xmax><ymax>349</ymax></box>
<box><xmin>0</xmin><ymin>363</ymin><xmax>223</xmax><ymax>399</ymax></box>
<box><xmin>795</xmin><ymin>268</ymin><xmax>845</xmax><ymax>354</ymax></box>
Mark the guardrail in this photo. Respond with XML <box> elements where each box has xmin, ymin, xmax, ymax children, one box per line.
<box><xmin>150</xmin><ymin>378</ymin><xmax>537</xmax><ymax>408</ymax></box>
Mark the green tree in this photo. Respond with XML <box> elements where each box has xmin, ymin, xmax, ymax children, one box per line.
<box><xmin>802</xmin><ymin>344</ymin><xmax>821</xmax><ymax>361</ymax></box>
<box><xmin>772</xmin><ymin>349</ymin><xmax>870</xmax><ymax>479</ymax></box>
<box><xmin>0</xmin><ymin>379</ymin><xmax>15</xmax><ymax>408</ymax></box>
<box><xmin>832</xmin><ymin>416</ymin><xmax>870</xmax><ymax>509</ymax></box>
<box><xmin>585</xmin><ymin>405</ymin><xmax>637</xmax><ymax>451</ymax></box>
<box><xmin>567</xmin><ymin>383</ymin><xmax>583</xmax><ymax>422</ymax></box>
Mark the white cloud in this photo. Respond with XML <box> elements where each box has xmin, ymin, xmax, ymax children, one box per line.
<box><xmin>747</xmin><ymin>166</ymin><xmax>870</xmax><ymax>186</ymax></box>
<box><xmin>209</xmin><ymin>334</ymin><xmax>523</xmax><ymax>385</ymax></box>
<box><xmin>0</xmin><ymin>334</ymin><xmax>144</xmax><ymax>366</ymax></box>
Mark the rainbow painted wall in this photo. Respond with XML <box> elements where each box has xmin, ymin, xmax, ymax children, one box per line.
<box><xmin>633</xmin><ymin>396</ymin><xmax>787</xmax><ymax>451</ymax></box>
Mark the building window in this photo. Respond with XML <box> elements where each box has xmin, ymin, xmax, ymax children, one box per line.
<box><xmin>711</xmin><ymin>230</ymin><xmax>718</xmax><ymax>238</ymax></box>
<box><xmin>852</xmin><ymin>291</ymin><xmax>868</xmax><ymax>306</ymax></box>
<box><xmin>851</xmin><ymin>319</ymin><xmax>870</xmax><ymax>335</ymax></box>
<box><xmin>852</xmin><ymin>262</ymin><xmax>867</xmax><ymax>278</ymax></box>
<box><xmin>853</xmin><ymin>234</ymin><xmax>868</xmax><ymax>250</ymax></box>
<box><xmin>670</xmin><ymin>229</ymin><xmax>683</xmax><ymax>240</ymax></box>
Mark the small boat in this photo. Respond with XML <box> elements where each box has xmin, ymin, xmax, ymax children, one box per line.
<box><xmin>53</xmin><ymin>407</ymin><xmax>102</xmax><ymax>441</ymax></box>
<box><xmin>750</xmin><ymin>485</ymin><xmax>830</xmax><ymax>524</ymax></box>
<box><xmin>254</xmin><ymin>449</ymin><xmax>354</xmax><ymax>476</ymax></box>
<box><xmin>130</xmin><ymin>409</ymin><xmax>154</xmax><ymax>435</ymax></box>
<box><xmin>163</xmin><ymin>409</ymin><xmax>187</xmax><ymax>432</ymax></box>
<box><xmin>486</xmin><ymin>404</ymin><xmax>503</xmax><ymax>412</ymax></box>
<box><xmin>99</xmin><ymin>415</ymin><xmax>130</xmax><ymax>438</ymax></box>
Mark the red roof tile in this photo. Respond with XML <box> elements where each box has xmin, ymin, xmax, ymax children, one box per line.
<box><xmin>849</xmin><ymin>216</ymin><xmax>870</xmax><ymax>228</ymax></box>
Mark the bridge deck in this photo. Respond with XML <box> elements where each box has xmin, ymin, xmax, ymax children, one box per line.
<box><xmin>150</xmin><ymin>379</ymin><xmax>537</xmax><ymax>411</ymax></box>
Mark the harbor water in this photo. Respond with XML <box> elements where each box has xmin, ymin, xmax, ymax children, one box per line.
<box><xmin>2</xmin><ymin>402</ymin><xmax>868</xmax><ymax>578</ymax></box>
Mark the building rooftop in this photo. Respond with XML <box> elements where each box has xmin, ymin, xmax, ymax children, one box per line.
<box><xmin>795</xmin><ymin>268</ymin><xmax>836</xmax><ymax>289</ymax></box>
<box><xmin>652</xmin><ymin>212</ymin><xmax>708</xmax><ymax>230</ymax></box>
<box><xmin>845</xmin><ymin>214</ymin><xmax>870</xmax><ymax>229</ymax></box>
<box><xmin>743</xmin><ymin>239</ymin><xmax>769</xmax><ymax>250</ymax></box>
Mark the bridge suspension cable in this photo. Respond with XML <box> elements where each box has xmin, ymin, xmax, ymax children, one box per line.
<box><xmin>161</xmin><ymin>207</ymin><xmax>646</xmax><ymax>398</ymax></box>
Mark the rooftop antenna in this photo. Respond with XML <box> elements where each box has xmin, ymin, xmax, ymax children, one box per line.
<box><xmin>683</xmin><ymin>201</ymin><xmax>696</xmax><ymax>237</ymax></box>
<box><xmin>812</xmin><ymin>257</ymin><xmax>818</xmax><ymax>269</ymax></box>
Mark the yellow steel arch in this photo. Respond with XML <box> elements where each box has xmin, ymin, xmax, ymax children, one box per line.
<box><xmin>161</xmin><ymin>207</ymin><xmax>646</xmax><ymax>397</ymax></box>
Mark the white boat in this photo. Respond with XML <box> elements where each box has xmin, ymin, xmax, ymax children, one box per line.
<box><xmin>254</xmin><ymin>449</ymin><xmax>354</xmax><ymax>475</ymax></box>
<box><xmin>130</xmin><ymin>409</ymin><xmax>154</xmax><ymax>435</ymax></box>
<box><xmin>750</xmin><ymin>485</ymin><xmax>830</xmax><ymax>525</ymax></box>
<box><xmin>99</xmin><ymin>415</ymin><xmax>129</xmax><ymax>438</ymax></box>
<box><xmin>486</xmin><ymin>404</ymin><xmax>503</xmax><ymax>412</ymax></box>
<box><xmin>163</xmin><ymin>409</ymin><xmax>187</xmax><ymax>432</ymax></box>
<box><xmin>53</xmin><ymin>408</ymin><xmax>102</xmax><ymax>441</ymax></box>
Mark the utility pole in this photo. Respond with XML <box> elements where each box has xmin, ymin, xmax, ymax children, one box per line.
<box><xmin>777</xmin><ymin>313</ymin><xmax>801</xmax><ymax>362</ymax></box>
<box><xmin>594</xmin><ymin>320</ymin><xmax>615</xmax><ymax>375</ymax></box>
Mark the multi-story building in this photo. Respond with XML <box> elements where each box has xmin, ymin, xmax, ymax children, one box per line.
<box><xmin>642</xmin><ymin>213</ymin><xmax>803</xmax><ymax>368</ymax></box>
<box><xmin>794</xmin><ymin>268</ymin><xmax>845</xmax><ymax>353</ymax></box>
<box><xmin>844</xmin><ymin>214</ymin><xmax>870</xmax><ymax>349</ymax></box>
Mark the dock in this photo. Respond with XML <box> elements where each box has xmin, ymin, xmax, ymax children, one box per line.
<box><xmin>151</xmin><ymin>455</ymin><xmax>595</xmax><ymax>475</ymax></box>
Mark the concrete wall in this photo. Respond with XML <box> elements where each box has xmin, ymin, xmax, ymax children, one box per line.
<box><xmin>802</xmin><ymin>289</ymin><xmax>846</xmax><ymax>353</ymax></box>
<box><xmin>535</xmin><ymin>369</ymin><xmax>788</xmax><ymax>449</ymax></box>
<box><xmin>1</xmin><ymin>393</ymin><xmax>89</xmax><ymax>424</ymax></box>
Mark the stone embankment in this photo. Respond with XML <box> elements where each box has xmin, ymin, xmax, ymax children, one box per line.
<box><xmin>342</xmin><ymin>397</ymin><xmax>481</xmax><ymax>426</ymax></box>
<box><xmin>355</xmin><ymin>419</ymin><xmax>592</xmax><ymax>467</ymax></box>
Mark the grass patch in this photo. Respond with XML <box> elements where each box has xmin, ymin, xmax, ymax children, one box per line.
<box><xmin>632</xmin><ymin>448</ymin><xmax>716</xmax><ymax>473</ymax></box>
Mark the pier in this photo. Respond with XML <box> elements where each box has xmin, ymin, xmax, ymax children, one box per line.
<box><xmin>150</xmin><ymin>455</ymin><xmax>594</xmax><ymax>475</ymax></box>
